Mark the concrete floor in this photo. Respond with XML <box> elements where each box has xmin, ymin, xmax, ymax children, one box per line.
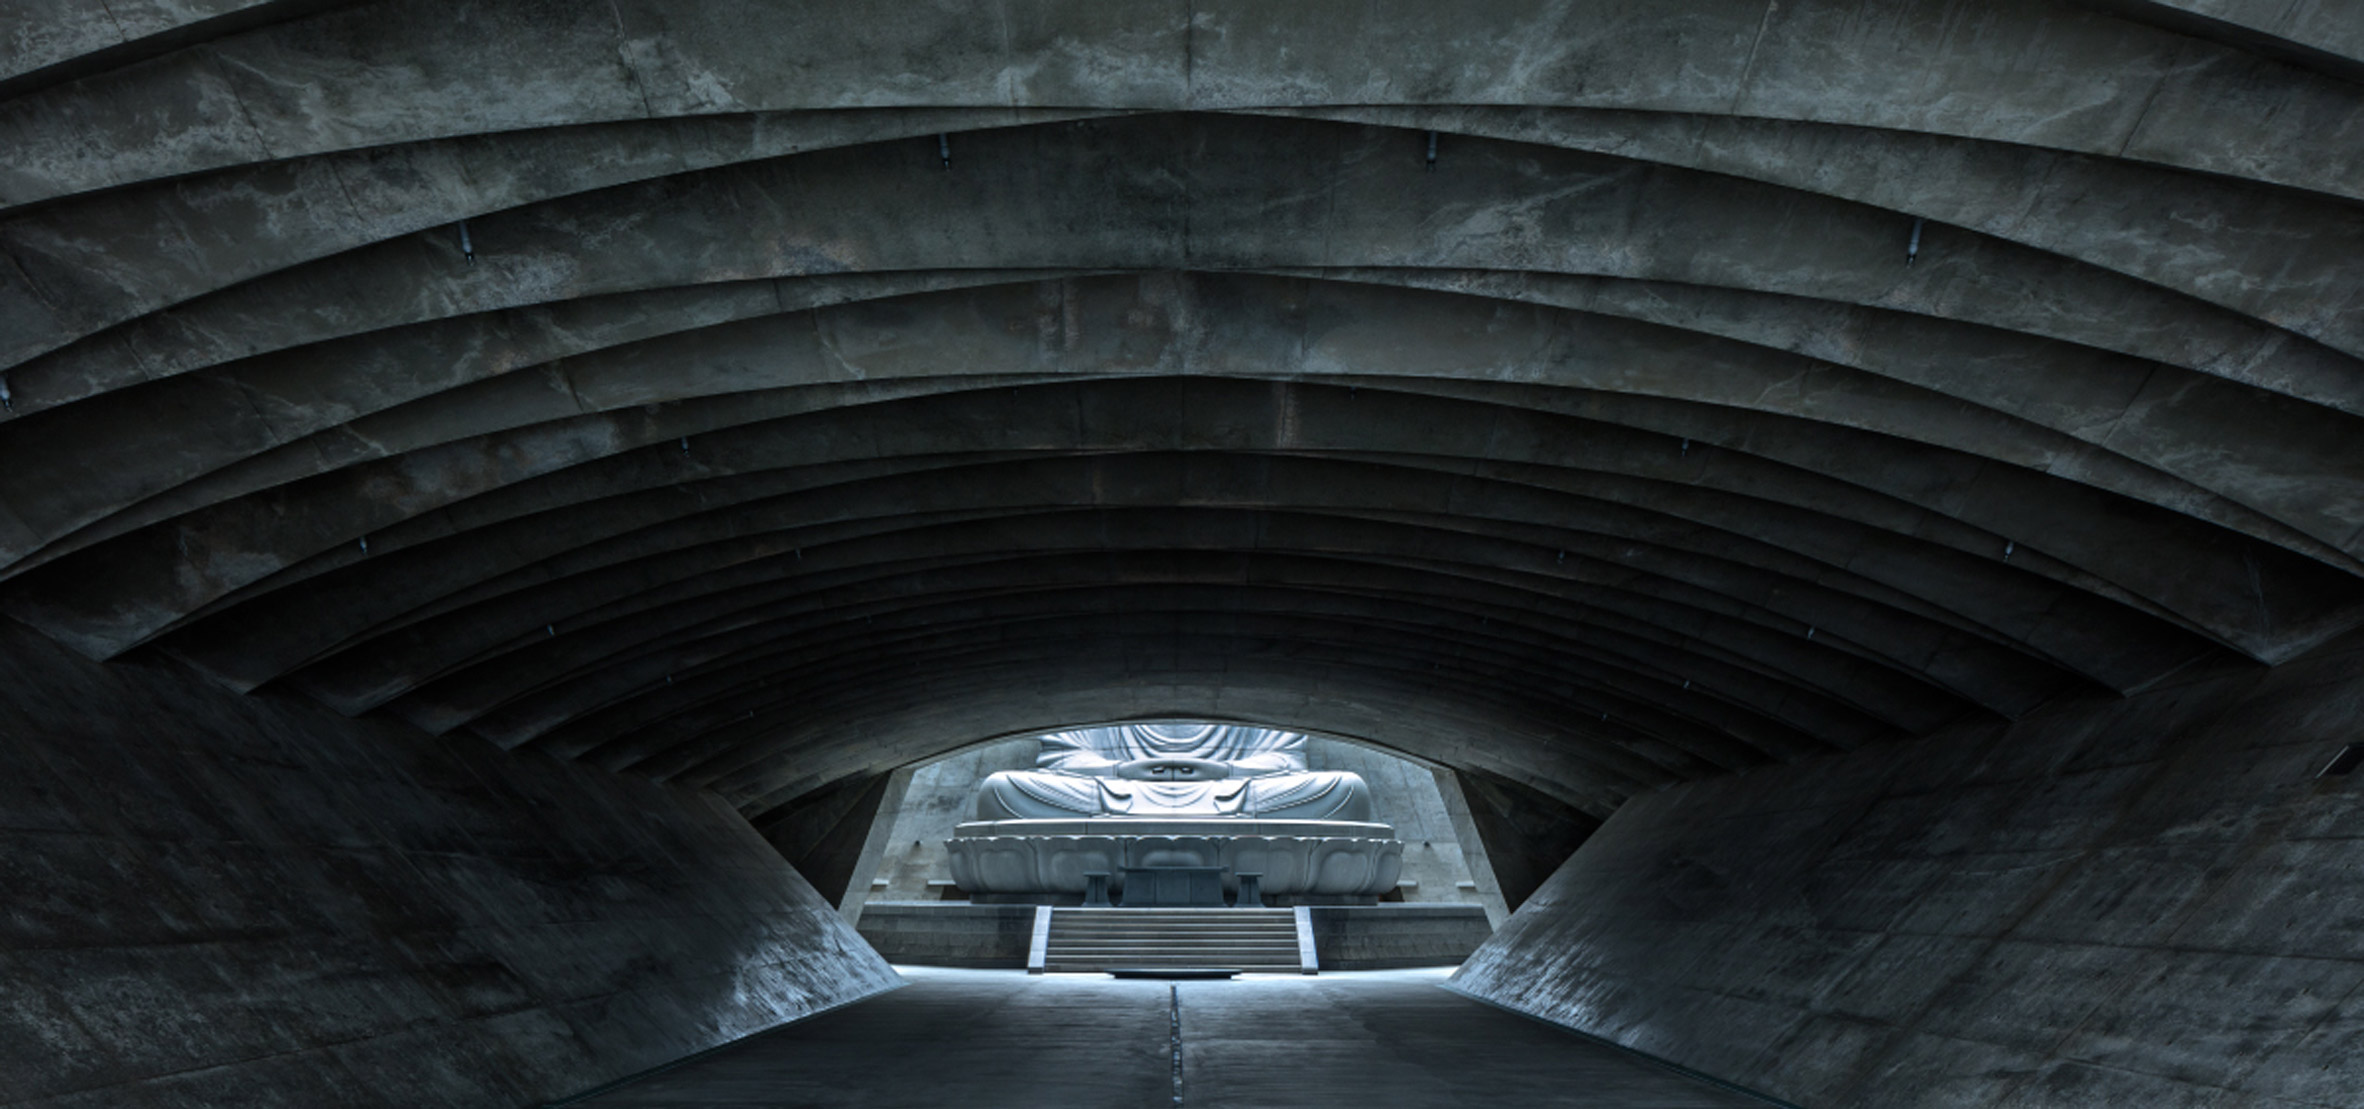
<box><xmin>576</xmin><ymin>966</ymin><xmax>1766</xmax><ymax>1108</ymax></box>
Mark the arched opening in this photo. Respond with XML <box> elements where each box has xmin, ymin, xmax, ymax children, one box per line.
<box><xmin>839</xmin><ymin>719</ymin><xmax>1508</xmax><ymax>925</ymax></box>
<box><xmin>749</xmin><ymin>714</ymin><xmax>1597</xmax><ymax>927</ymax></box>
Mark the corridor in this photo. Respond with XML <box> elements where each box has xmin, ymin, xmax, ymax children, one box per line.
<box><xmin>571</xmin><ymin>968</ymin><xmax>1771</xmax><ymax>1108</ymax></box>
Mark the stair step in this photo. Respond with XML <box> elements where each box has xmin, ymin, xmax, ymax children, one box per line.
<box><xmin>1051</xmin><ymin>921</ymin><xmax>1296</xmax><ymax>927</ymax></box>
<box><xmin>1044</xmin><ymin>936</ymin><xmax>1295</xmax><ymax>945</ymax></box>
<box><xmin>1049</xmin><ymin>939</ymin><xmax>1297</xmax><ymax>947</ymax></box>
<box><xmin>1048</xmin><ymin>959</ymin><xmax>1301</xmax><ymax>964</ymax></box>
<box><xmin>1053</xmin><ymin>918</ymin><xmax>1294</xmax><ymax>924</ymax></box>
<box><xmin>1039</xmin><ymin>906</ymin><xmax>1310</xmax><ymax>975</ymax></box>
<box><xmin>1054</xmin><ymin>925</ymin><xmax>1295</xmax><ymax>930</ymax></box>
<box><xmin>1055</xmin><ymin>913</ymin><xmax>1292</xmax><ymax>920</ymax></box>
<box><xmin>1054</xmin><ymin>917</ymin><xmax>1294</xmax><ymax>922</ymax></box>
<box><xmin>1050</xmin><ymin>943</ymin><xmax>1297</xmax><ymax>950</ymax></box>
<box><xmin>1053</xmin><ymin>939</ymin><xmax>1293</xmax><ymax>945</ymax></box>
<box><xmin>1048</xmin><ymin>952</ymin><xmax>1302</xmax><ymax>960</ymax></box>
<box><xmin>1046</xmin><ymin>960</ymin><xmax>1301</xmax><ymax>969</ymax></box>
<box><xmin>1049</xmin><ymin>953</ymin><xmax>1297</xmax><ymax>961</ymax></box>
<box><xmin>1049</xmin><ymin>944</ymin><xmax>1300</xmax><ymax>951</ymax></box>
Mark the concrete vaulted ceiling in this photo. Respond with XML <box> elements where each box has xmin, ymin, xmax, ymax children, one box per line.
<box><xmin>3</xmin><ymin>0</ymin><xmax>2361</xmax><ymax>827</ymax></box>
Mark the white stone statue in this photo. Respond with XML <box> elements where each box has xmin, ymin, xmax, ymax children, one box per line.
<box><xmin>974</xmin><ymin>722</ymin><xmax>1374</xmax><ymax>821</ymax></box>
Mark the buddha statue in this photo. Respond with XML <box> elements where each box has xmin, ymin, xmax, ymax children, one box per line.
<box><xmin>975</xmin><ymin>722</ymin><xmax>1373</xmax><ymax>821</ymax></box>
<box><xmin>950</xmin><ymin>722</ymin><xmax>1404</xmax><ymax>902</ymax></box>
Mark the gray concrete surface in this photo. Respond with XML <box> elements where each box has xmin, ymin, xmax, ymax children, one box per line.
<box><xmin>5</xmin><ymin>4</ymin><xmax>2362</xmax><ymax>1107</ymax></box>
<box><xmin>0</xmin><ymin>6</ymin><xmax>2359</xmax><ymax>861</ymax></box>
<box><xmin>577</xmin><ymin>967</ymin><xmax>1767</xmax><ymax>1108</ymax></box>
<box><xmin>854</xmin><ymin>904</ymin><xmax>1039</xmax><ymax>969</ymax></box>
<box><xmin>857</xmin><ymin>738</ymin><xmax>1039</xmax><ymax>910</ymax></box>
<box><xmin>0</xmin><ymin>619</ymin><xmax>898</xmax><ymax>1108</ymax></box>
<box><xmin>1455</xmin><ymin>631</ymin><xmax>2364</xmax><ymax>1109</ymax></box>
<box><xmin>1304</xmin><ymin>905</ymin><xmax>1493</xmax><ymax>971</ymax></box>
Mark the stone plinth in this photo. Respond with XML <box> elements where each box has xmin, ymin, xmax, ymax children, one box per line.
<box><xmin>857</xmin><ymin>902</ymin><xmax>1488</xmax><ymax>970</ymax></box>
<box><xmin>946</xmin><ymin>817</ymin><xmax>1403</xmax><ymax>900</ymax></box>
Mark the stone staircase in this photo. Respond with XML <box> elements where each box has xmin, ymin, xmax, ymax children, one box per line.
<box><xmin>1038</xmin><ymin>908</ymin><xmax>1308</xmax><ymax>974</ymax></box>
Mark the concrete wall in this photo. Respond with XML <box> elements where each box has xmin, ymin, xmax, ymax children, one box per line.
<box><xmin>1308</xmin><ymin>740</ymin><xmax>1510</xmax><ymax>922</ymax></box>
<box><xmin>861</xmin><ymin>738</ymin><xmax>1038</xmax><ymax>908</ymax></box>
<box><xmin>1448</xmin><ymin>766</ymin><xmax>1603</xmax><ymax>914</ymax></box>
<box><xmin>859</xmin><ymin>732</ymin><xmax>1505</xmax><ymax>919</ymax></box>
<box><xmin>751</xmin><ymin>768</ymin><xmax>901</xmax><ymax>909</ymax></box>
<box><xmin>1452</xmin><ymin>635</ymin><xmax>2364</xmax><ymax>1108</ymax></box>
<box><xmin>0</xmin><ymin>619</ymin><xmax>899</xmax><ymax>1108</ymax></box>
<box><xmin>1307</xmin><ymin>905</ymin><xmax>1493</xmax><ymax>971</ymax></box>
<box><xmin>855</xmin><ymin>904</ymin><xmax>1038</xmax><ymax>969</ymax></box>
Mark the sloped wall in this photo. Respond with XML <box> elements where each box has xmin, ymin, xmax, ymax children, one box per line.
<box><xmin>1452</xmin><ymin>636</ymin><xmax>2364</xmax><ymax>1108</ymax></box>
<box><xmin>0</xmin><ymin>620</ymin><xmax>898</xmax><ymax>1108</ymax></box>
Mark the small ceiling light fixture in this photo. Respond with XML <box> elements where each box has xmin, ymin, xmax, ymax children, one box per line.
<box><xmin>938</xmin><ymin>133</ymin><xmax>952</xmax><ymax>169</ymax></box>
<box><xmin>1906</xmin><ymin>217</ymin><xmax>1925</xmax><ymax>265</ymax></box>
<box><xmin>2319</xmin><ymin>744</ymin><xmax>2364</xmax><ymax>778</ymax></box>
<box><xmin>458</xmin><ymin>218</ymin><xmax>474</xmax><ymax>264</ymax></box>
<box><xmin>1425</xmin><ymin>130</ymin><xmax>1438</xmax><ymax>170</ymax></box>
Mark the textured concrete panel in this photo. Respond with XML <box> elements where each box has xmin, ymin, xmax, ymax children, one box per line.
<box><xmin>0</xmin><ymin>618</ymin><xmax>898</xmax><ymax>1107</ymax></box>
<box><xmin>752</xmin><ymin>769</ymin><xmax>898</xmax><ymax>908</ymax></box>
<box><xmin>1453</xmin><ymin>635</ymin><xmax>2364</xmax><ymax>1108</ymax></box>
<box><xmin>854</xmin><ymin>904</ymin><xmax>1038</xmax><ymax>969</ymax></box>
<box><xmin>1305</xmin><ymin>906</ymin><xmax>1493</xmax><ymax>970</ymax></box>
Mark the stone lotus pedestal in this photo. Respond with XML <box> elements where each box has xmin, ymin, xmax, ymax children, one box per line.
<box><xmin>945</xmin><ymin>818</ymin><xmax>1404</xmax><ymax>904</ymax></box>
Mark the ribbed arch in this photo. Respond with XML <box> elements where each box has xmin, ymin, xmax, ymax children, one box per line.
<box><xmin>4</xmin><ymin>0</ymin><xmax>2358</xmax><ymax>822</ymax></box>
<box><xmin>17</xmin><ymin>281</ymin><xmax>2363</xmax><ymax>649</ymax></box>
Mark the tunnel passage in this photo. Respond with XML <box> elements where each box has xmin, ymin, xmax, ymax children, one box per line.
<box><xmin>9</xmin><ymin>176</ymin><xmax>2361</xmax><ymax>830</ymax></box>
<box><xmin>3</xmin><ymin>2</ymin><xmax>2362</xmax><ymax>1107</ymax></box>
